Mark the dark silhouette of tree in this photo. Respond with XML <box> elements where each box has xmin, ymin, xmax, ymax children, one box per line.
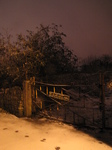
<box><xmin>16</xmin><ymin>24</ymin><xmax>78</xmax><ymax>77</ymax></box>
<box><xmin>81</xmin><ymin>55</ymin><xmax>112</xmax><ymax>73</ymax></box>
<box><xmin>0</xmin><ymin>24</ymin><xmax>78</xmax><ymax>87</ymax></box>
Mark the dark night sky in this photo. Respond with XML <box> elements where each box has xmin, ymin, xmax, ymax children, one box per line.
<box><xmin>0</xmin><ymin>0</ymin><xmax>112</xmax><ymax>58</ymax></box>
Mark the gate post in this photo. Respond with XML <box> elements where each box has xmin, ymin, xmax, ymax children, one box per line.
<box><xmin>23</xmin><ymin>80</ymin><xmax>32</xmax><ymax>117</ymax></box>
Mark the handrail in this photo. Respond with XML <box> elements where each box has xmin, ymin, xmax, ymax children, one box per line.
<box><xmin>35</xmin><ymin>81</ymin><xmax>71</xmax><ymax>87</ymax></box>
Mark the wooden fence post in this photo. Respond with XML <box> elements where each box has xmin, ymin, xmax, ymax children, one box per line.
<box><xmin>61</xmin><ymin>89</ymin><xmax>63</xmax><ymax>94</ymax></box>
<box><xmin>23</xmin><ymin>80</ymin><xmax>32</xmax><ymax>117</ymax></box>
<box><xmin>53</xmin><ymin>87</ymin><xmax>55</xmax><ymax>93</ymax></box>
<box><xmin>46</xmin><ymin>86</ymin><xmax>48</xmax><ymax>95</ymax></box>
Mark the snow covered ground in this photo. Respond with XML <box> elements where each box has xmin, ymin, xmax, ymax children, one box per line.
<box><xmin>0</xmin><ymin>108</ymin><xmax>112</xmax><ymax>150</ymax></box>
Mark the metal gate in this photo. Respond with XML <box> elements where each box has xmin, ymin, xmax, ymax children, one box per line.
<box><xmin>30</xmin><ymin>72</ymin><xmax>112</xmax><ymax>129</ymax></box>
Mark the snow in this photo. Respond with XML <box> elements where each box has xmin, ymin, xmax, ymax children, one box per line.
<box><xmin>0</xmin><ymin>108</ymin><xmax>112</xmax><ymax>150</ymax></box>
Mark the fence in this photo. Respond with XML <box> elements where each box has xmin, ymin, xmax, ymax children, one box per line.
<box><xmin>0</xmin><ymin>71</ymin><xmax>112</xmax><ymax>129</ymax></box>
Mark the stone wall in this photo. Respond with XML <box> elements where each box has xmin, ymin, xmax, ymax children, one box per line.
<box><xmin>0</xmin><ymin>86</ymin><xmax>23</xmax><ymax>117</ymax></box>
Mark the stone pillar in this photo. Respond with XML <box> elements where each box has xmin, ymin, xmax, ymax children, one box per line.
<box><xmin>23</xmin><ymin>80</ymin><xmax>32</xmax><ymax>117</ymax></box>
